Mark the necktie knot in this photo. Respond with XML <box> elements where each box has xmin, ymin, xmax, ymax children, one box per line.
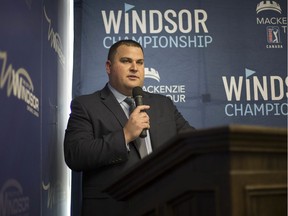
<box><xmin>124</xmin><ymin>97</ymin><xmax>135</xmax><ymax>114</ymax></box>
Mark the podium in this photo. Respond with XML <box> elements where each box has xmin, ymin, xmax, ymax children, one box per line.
<box><xmin>105</xmin><ymin>125</ymin><xmax>287</xmax><ymax>216</ymax></box>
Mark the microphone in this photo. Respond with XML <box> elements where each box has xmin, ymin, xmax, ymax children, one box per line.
<box><xmin>132</xmin><ymin>86</ymin><xmax>147</xmax><ymax>138</ymax></box>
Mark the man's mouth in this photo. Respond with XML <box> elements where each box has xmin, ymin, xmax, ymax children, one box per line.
<box><xmin>127</xmin><ymin>75</ymin><xmax>138</xmax><ymax>79</ymax></box>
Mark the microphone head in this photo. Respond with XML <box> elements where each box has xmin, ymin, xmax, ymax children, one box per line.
<box><xmin>132</xmin><ymin>86</ymin><xmax>143</xmax><ymax>98</ymax></box>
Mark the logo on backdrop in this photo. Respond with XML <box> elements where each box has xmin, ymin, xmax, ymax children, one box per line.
<box><xmin>256</xmin><ymin>0</ymin><xmax>287</xmax><ymax>49</ymax></box>
<box><xmin>222</xmin><ymin>68</ymin><xmax>288</xmax><ymax>117</ymax></box>
<box><xmin>42</xmin><ymin>180</ymin><xmax>65</xmax><ymax>209</ymax></box>
<box><xmin>144</xmin><ymin>67</ymin><xmax>186</xmax><ymax>103</ymax></box>
<box><xmin>0</xmin><ymin>179</ymin><xmax>30</xmax><ymax>216</ymax></box>
<box><xmin>44</xmin><ymin>6</ymin><xmax>65</xmax><ymax>66</ymax></box>
<box><xmin>145</xmin><ymin>68</ymin><xmax>160</xmax><ymax>82</ymax></box>
<box><xmin>0</xmin><ymin>51</ymin><xmax>40</xmax><ymax>117</ymax></box>
<box><xmin>101</xmin><ymin>3</ymin><xmax>213</xmax><ymax>49</ymax></box>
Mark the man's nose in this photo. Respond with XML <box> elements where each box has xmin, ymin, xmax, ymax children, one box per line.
<box><xmin>130</xmin><ymin>61</ymin><xmax>138</xmax><ymax>71</ymax></box>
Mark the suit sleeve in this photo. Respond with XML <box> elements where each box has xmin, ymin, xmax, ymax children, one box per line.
<box><xmin>64</xmin><ymin>98</ymin><xmax>129</xmax><ymax>172</ymax></box>
<box><xmin>171</xmin><ymin>98</ymin><xmax>196</xmax><ymax>134</ymax></box>
<box><xmin>148</xmin><ymin>94</ymin><xmax>195</xmax><ymax>148</ymax></box>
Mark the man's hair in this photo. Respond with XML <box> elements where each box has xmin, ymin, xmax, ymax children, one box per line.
<box><xmin>107</xmin><ymin>39</ymin><xmax>144</xmax><ymax>62</ymax></box>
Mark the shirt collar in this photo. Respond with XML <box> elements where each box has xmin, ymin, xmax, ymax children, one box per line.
<box><xmin>107</xmin><ymin>83</ymin><xmax>127</xmax><ymax>103</ymax></box>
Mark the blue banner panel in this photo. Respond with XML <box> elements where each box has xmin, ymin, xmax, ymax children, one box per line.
<box><xmin>0</xmin><ymin>0</ymin><xmax>42</xmax><ymax>215</ymax></box>
<box><xmin>41</xmin><ymin>0</ymin><xmax>71</xmax><ymax>215</ymax></box>
<box><xmin>74</xmin><ymin>0</ymin><xmax>287</xmax><ymax>129</ymax></box>
<box><xmin>0</xmin><ymin>0</ymin><xmax>71</xmax><ymax>215</ymax></box>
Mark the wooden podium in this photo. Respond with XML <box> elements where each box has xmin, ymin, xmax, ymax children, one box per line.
<box><xmin>105</xmin><ymin>125</ymin><xmax>287</xmax><ymax>216</ymax></box>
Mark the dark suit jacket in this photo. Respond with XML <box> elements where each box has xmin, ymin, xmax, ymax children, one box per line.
<box><xmin>64</xmin><ymin>84</ymin><xmax>194</xmax><ymax>216</ymax></box>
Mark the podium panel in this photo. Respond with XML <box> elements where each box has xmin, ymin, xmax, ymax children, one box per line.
<box><xmin>105</xmin><ymin>125</ymin><xmax>287</xmax><ymax>216</ymax></box>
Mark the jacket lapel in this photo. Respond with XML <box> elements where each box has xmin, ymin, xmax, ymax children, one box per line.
<box><xmin>100</xmin><ymin>85</ymin><xmax>128</xmax><ymax>128</ymax></box>
<box><xmin>100</xmin><ymin>86</ymin><xmax>158</xmax><ymax>154</ymax></box>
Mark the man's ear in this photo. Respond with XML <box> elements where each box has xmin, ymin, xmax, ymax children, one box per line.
<box><xmin>106</xmin><ymin>60</ymin><xmax>111</xmax><ymax>74</ymax></box>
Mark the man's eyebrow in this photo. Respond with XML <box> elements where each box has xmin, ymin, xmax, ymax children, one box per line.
<box><xmin>120</xmin><ymin>57</ymin><xmax>144</xmax><ymax>61</ymax></box>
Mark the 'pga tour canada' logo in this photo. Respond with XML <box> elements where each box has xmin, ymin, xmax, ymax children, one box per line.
<box><xmin>256</xmin><ymin>0</ymin><xmax>286</xmax><ymax>49</ymax></box>
<box><xmin>0</xmin><ymin>179</ymin><xmax>30</xmax><ymax>216</ymax></box>
<box><xmin>266</xmin><ymin>26</ymin><xmax>281</xmax><ymax>43</ymax></box>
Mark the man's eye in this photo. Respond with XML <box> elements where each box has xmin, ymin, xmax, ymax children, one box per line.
<box><xmin>121</xmin><ymin>59</ymin><xmax>131</xmax><ymax>63</ymax></box>
<box><xmin>137</xmin><ymin>61</ymin><xmax>144</xmax><ymax>65</ymax></box>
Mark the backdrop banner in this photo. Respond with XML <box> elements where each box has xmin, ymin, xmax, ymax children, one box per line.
<box><xmin>0</xmin><ymin>0</ymin><xmax>71</xmax><ymax>215</ymax></box>
<box><xmin>71</xmin><ymin>1</ymin><xmax>286</xmax><ymax>215</ymax></box>
<box><xmin>74</xmin><ymin>0</ymin><xmax>287</xmax><ymax>129</ymax></box>
<box><xmin>0</xmin><ymin>1</ymin><xmax>42</xmax><ymax>215</ymax></box>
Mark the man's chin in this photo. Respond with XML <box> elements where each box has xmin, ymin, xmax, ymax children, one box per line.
<box><xmin>128</xmin><ymin>82</ymin><xmax>143</xmax><ymax>89</ymax></box>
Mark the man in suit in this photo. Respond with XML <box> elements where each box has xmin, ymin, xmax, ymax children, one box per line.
<box><xmin>64</xmin><ymin>39</ymin><xmax>195</xmax><ymax>216</ymax></box>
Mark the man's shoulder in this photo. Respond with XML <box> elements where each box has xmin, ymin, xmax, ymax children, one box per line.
<box><xmin>143</xmin><ymin>91</ymin><xmax>174</xmax><ymax>107</ymax></box>
<box><xmin>71</xmin><ymin>90</ymin><xmax>106</xmax><ymax>109</ymax></box>
<box><xmin>144</xmin><ymin>91</ymin><xmax>171</xmax><ymax>101</ymax></box>
<box><xmin>73</xmin><ymin>86</ymin><xmax>109</xmax><ymax>102</ymax></box>
<box><xmin>73</xmin><ymin>91</ymin><xmax>100</xmax><ymax>101</ymax></box>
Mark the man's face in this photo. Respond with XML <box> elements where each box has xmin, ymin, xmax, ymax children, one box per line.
<box><xmin>106</xmin><ymin>45</ymin><xmax>144</xmax><ymax>96</ymax></box>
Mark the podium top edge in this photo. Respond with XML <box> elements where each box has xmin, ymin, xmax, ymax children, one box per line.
<box><xmin>177</xmin><ymin>124</ymin><xmax>287</xmax><ymax>140</ymax></box>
